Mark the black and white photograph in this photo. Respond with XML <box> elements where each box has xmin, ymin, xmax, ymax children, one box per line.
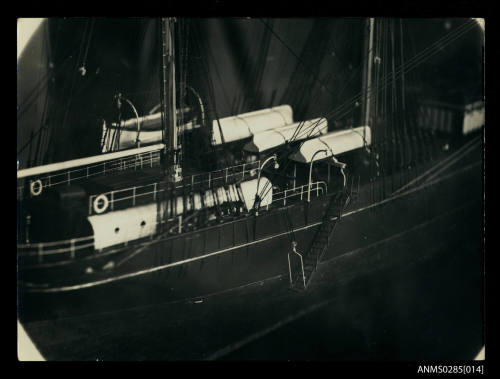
<box><xmin>17</xmin><ymin>16</ymin><xmax>485</xmax><ymax>364</ymax></box>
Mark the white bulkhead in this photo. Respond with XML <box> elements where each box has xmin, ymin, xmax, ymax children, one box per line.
<box><xmin>87</xmin><ymin>177</ymin><xmax>273</xmax><ymax>250</ymax></box>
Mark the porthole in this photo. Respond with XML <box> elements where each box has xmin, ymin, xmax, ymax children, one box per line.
<box><xmin>140</xmin><ymin>220</ymin><xmax>146</xmax><ymax>227</ymax></box>
<box><xmin>114</xmin><ymin>227</ymin><xmax>120</xmax><ymax>234</ymax></box>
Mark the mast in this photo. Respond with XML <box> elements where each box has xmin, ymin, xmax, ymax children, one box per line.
<box><xmin>161</xmin><ymin>17</ymin><xmax>182</xmax><ymax>183</ymax></box>
<box><xmin>361</xmin><ymin>18</ymin><xmax>375</xmax><ymax>129</ymax></box>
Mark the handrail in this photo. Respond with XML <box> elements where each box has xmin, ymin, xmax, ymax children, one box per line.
<box><xmin>89</xmin><ymin>182</ymin><xmax>165</xmax><ymax>215</ymax></box>
<box><xmin>287</xmin><ymin>242</ymin><xmax>305</xmax><ymax>288</ymax></box>
<box><xmin>273</xmin><ymin>181</ymin><xmax>327</xmax><ymax>206</ymax></box>
<box><xmin>19</xmin><ymin>156</ymin><xmax>258</xmax><ymax>204</ymax></box>
<box><xmin>17</xmin><ymin>211</ymin><xmax>189</xmax><ymax>263</ymax></box>
<box><xmin>17</xmin><ymin>151</ymin><xmax>161</xmax><ymax>199</ymax></box>
<box><xmin>87</xmin><ymin>160</ymin><xmax>261</xmax><ymax>215</ymax></box>
<box><xmin>21</xmin><ymin>242</ymin><xmax>95</xmax><ymax>257</ymax></box>
<box><xmin>175</xmin><ymin>160</ymin><xmax>261</xmax><ymax>190</ymax></box>
<box><xmin>17</xmin><ymin>235</ymin><xmax>94</xmax><ymax>249</ymax></box>
<box><xmin>17</xmin><ymin>235</ymin><xmax>95</xmax><ymax>260</ymax></box>
<box><xmin>308</xmin><ymin>149</ymin><xmax>328</xmax><ymax>202</ymax></box>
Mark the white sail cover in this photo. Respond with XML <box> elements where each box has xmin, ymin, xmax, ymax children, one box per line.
<box><xmin>111</xmin><ymin>110</ymin><xmax>198</xmax><ymax>131</ymax></box>
<box><xmin>289</xmin><ymin>126</ymin><xmax>371</xmax><ymax>163</ymax></box>
<box><xmin>117</xmin><ymin>112</ymin><xmax>163</xmax><ymax>130</ymax></box>
<box><xmin>243</xmin><ymin>118</ymin><xmax>328</xmax><ymax>153</ymax></box>
<box><xmin>211</xmin><ymin>105</ymin><xmax>293</xmax><ymax>145</ymax></box>
<box><xmin>107</xmin><ymin>129</ymin><xmax>163</xmax><ymax>151</ymax></box>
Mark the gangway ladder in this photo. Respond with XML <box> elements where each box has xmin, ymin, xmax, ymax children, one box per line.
<box><xmin>288</xmin><ymin>190</ymin><xmax>349</xmax><ymax>291</ymax></box>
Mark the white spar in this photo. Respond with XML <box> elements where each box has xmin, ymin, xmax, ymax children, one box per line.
<box><xmin>17</xmin><ymin>143</ymin><xmax>165</xmax><ymax>179</ymax></box>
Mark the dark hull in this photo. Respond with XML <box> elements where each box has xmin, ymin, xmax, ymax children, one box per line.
<box><xmin>18</xmin><ymin>140</ymin><xmax>482</xmax><ymax>322</ymax></box>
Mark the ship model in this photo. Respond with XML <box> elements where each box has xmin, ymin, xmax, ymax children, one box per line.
<box><xmin>17</xmin><ymin>18</ymin><xmax>484</xmax><ymax>320</ymax></box>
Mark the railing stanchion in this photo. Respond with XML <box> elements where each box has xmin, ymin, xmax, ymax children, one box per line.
<box><xmin>70</xmin><ymin>240</ymin><xmax>75</xmax><ymax>259</ymax></box>
<box><xmin>299</xmin><ymin>254</ymin><xmax>305</xmax><ymax>288</ymax></box>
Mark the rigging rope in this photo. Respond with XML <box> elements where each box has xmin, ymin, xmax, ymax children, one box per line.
<box><xmin>313</xmin><ymin>19</ymin><xmax>477</xmax><ymax>126</ymax></box>
<box><xmin>255</xmin><ymin>18</ymin><xmax>478</xmax><ymax>206</ymax></box>
<box><xmin>190</xmin><ymin>21</ymin><xmax>234</xmax><ymax>170</ymax></box>
<box><xmin>259</xmin><ymin>18</ymin><xmax>337</xmax><ymax>101</ymax></box>
<box><xmin>231</xmin><ymin>16</ymin><xmax>477</xmax><ymax>164</ymax></box>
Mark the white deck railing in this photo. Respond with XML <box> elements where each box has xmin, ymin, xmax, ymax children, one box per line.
<box><xmin>17</xmin><ymin>235</ymin><xmax>95</xmax><ymax>262</ymax></box>
<box><xmin>17</xmin><ymin>150</ymin><xmax>161</xmax><ymax>200</ymax></box>
<box><xmin>87</xmin><ymin>160</ymin><xmax>261</xmax><ymax>216</ymax></box>
<box><xmin>175</xmin><ymin>160</ymin><xmax>261</xmax><ymax>190</ymax></box>
<box><xmin>272</xmin><ymin>181</ymin><xmax>328</xmax><ymax>206</ymax></box>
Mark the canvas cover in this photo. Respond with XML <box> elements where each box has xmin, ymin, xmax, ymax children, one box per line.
<box><xmin>243</xmin><ymin>117</ymin><xmax>328</xmax><ymax>153</ymax></box>
<box><xmin>289</xmin><ymin>126</ymin><xmax>371</xmax><ymax>163</ymax></box>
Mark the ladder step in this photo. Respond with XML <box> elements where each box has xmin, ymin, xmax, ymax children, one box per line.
<box><xmin>289</xmin><ymin>194</ymin><xmax>345</xmax><ymax>292</ymax></box>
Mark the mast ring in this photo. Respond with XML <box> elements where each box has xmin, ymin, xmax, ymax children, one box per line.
<box><xmin>93</xmin><ymin>194</ymin><xmax>109</xmax><ymax>214</ymax></box>
<box><xmin>30</xmin><ymin>179</ymin><xmax>43</xmax><ymax>196</ymax></box>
